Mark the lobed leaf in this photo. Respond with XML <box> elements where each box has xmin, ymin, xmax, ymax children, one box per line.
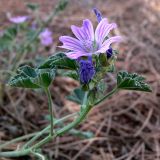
<box><xmin>117</xmin><ymin>71</ymin><xmax>152</xmax><ymax>92</ymax></box>
<box><xmin>9</xmin><ymin>65</ymin><xmax>55</xmax><ymax>88</ymax></box>
<box><xmin>39</xmin><ymin>52</ymin><xmax>77</xmax><ymax>70</ymax></box>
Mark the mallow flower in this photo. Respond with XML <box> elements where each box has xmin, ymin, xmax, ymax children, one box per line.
<box><xmin>8</xmin><ymin>16</ymin><xmax>29</xmax><ymax>24</ymax></box>
<box><xmin>39</xmin><ymin>28</ymin><xmax>53</xmax><ymax>46</ymax></box>
<box><xmin>59</xmin><ymin>17</ymin><xmax>122</xmax><ymax>59</ymax></box>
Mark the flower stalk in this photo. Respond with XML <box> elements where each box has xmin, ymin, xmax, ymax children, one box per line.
<box><xmin>0</xmin><ymin>88</ymin><xmax>118</xmax><ymax>158</ymax></box>
<box><xmin>44</xmin><ymin>88</ymin><xmax>54</xmax><ymax>136</ymax></box>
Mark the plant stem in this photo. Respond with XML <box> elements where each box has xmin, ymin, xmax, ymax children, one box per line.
<box><xmin>0</xmin><ymin>112</ymin><xmax>78</xmax><ymax>150</ymax></box>
<box><xmin>22</xmin><ymin>125</ymin><xmax>50</xmax><ymax>149</ymax></box>
<box><xmin>44</xmin><ymin>88</ymin><xmax>54</xmax><ymax>136</ymax></box>
<box><xmin>0</xmin><ymin>96</ymin><xmax>91</xmax><ymax>157</ymax></box>
<box><xmin>31</xmin><ymin>151</ymin><xmax>46</xmax><ymax>160</ymax></box>
<box><xmin>0</xmin><ymin>88</ymin><xmax>118</xmax><ymax>158</ymax></box>
<box><xmin>94</xmin><ymin>87</ymin><xmax>118</xmax><ymax>106</ymax></box>
<box><xmin>0</xmin><ymin>132</ymin><xmax>37</xmax><ymax>150</ymax></box>
<box><xmin>30</xmin><ymin>105</ymin><xmax>92</xmax><ymax>150</ymax></box>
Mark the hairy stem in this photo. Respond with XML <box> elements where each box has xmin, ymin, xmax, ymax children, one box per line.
<box><xmin>94</xmin><ymin>87</ymin><xmax>118</xmax><ymax>106</ymax></box>
<box><xmin>45</xmin><ymin>88</ymin><xmax>54</xmax><ymax>136</ymax></box>
<box><xmin>0</xmin><ymin>112</ymin><xmax>78</xmax><ymax>150</ymax></box>
<box><xmin>0</xmin><ymin>89</ymin><xmax>118</xmax><ymax>158</ymax></box>
<box><xmin>0</xmin><ymin>105</ymin><xmax>90</xmax><ymax>158</ymax></box>
<box><xmin>22</xmin><ymin>125</ymin><xmax>50</xmax><ymax>149</ymax></box>
<box><xmin>0</xmin><ymin>132</ymin><xmax>37</xmax><ymax>150</ymax></box>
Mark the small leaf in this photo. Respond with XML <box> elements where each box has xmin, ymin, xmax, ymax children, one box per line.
<box><xmin>0</xmin><ymin>26</ymin><xmax>17</xmax><ymax>52</ymax></box>
<box><xmin>9</xmin><ymin>65</ymin><xmax>55</xmax><ymax>88</ymax></box>
<box><xmin>5</xmin><ymin>26</ymin><xmax>17</xmax><ymax>40</ymax></box>
<box><xmin>39</xmin><ymin>52</ymin><xmax>77</xmax><ymax>70</ymax></box>
<box><xmin>117</xmin><ymin>71</ymin><xmax>152</xmax><ymax>92</ymax></box>
<box><xmin>26</xmin><ymin>3</ymin><xmax>39</xmax><ymax>11</ymax></box>
<box><xmin>67</xmin><ymin>88</ymin><xmax>85</xmax><ymax>104</ymax></box>
<box><xmin>55</xmin><ymin>0</ymin><xmax>68</xmax><ymax>12</ymax></box>
<box><xmin>69</xmin><ymin>129</ymin><xmax>94</xmax><ymax>139</ymax></box>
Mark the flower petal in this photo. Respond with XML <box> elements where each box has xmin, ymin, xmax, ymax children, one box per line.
<box><xmin>95</xmin><ymin>18</ymin><xmax>117</xmax><ymax>44</ymax></box>
<box><xmin>71</xmin><ymin>26</ymin><xmax>86</xmax><ymax>41</ymax></box>
<box><xmin>71</xmin><ymin>19</ymin><xmax>94</xmax><ymax>41</ymax></box>
<box><xmin>96</xmin><ymin>36</ymin><xmax>123</xmax><ymax>53</ymax></box>
<box><xmin>9</xmin><ymin>16</ymin><xmax>29</xmax><ymax>24</ymax></box>
<box><xmin>59</xmin><ymin>36</ymin><xmax>85</xmax><ymax>51</ymax></box>
<box><xmin>65</xmin><ymin>51</ymin><xmax>88</xmax><ymax>59</ymax></box>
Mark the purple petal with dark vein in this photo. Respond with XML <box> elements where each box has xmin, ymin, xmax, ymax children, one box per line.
<box><xmin>96</xmin><ymin>36</ymin><xmax>123</xmax><ymax>53</ymax></box>
<box><xmin>71</xmin><ymin>25</ymin><xmax>86</xmax><ymax>41</ymax></box>
<box><xmin>82</xmin><ymin>19</ymin><xmax>94</xmax><ymax>41</ymax></box>
<box><xmin>59</xmin><ymin>36</ymin><xmax>85</xmax><ymax>51</ymax></box>
<box><xmin>95</xmin><ymin>18</ymin><xmax>117</xmax><ymax>44</ymax></box>
<box><xmin>65</xmin><ymin>51</ymin><xmax>88</xmax><ymax>59</ymax></box>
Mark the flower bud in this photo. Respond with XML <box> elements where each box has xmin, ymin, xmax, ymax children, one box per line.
<box><xmin>79</xmin><ymin>58</ymin><xmax>95</xmax><ymax>84</ymax></box>
<box><xmin>99</xmin><ymin>53</ymin><xmax>109</xmax><ymax>66</ymax></box>
<box><xmin>106</xmin><ymin>48</ymin><xmax>113</xmax><ymax>58</ymax></box>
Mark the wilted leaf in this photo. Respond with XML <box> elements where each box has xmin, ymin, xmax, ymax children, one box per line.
<box><xmin>117</xmin><ymin>71</ymin><xmax>152</xmax><ymax>92</ymax></box>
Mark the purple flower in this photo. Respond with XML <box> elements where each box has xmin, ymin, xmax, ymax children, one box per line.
<box><xmin>59</xmin><ymin>18</ymin><xmax>122</xmax><ymax>59</ymax></box>
<box><xmin>39</xmin><ymin>28</ymin><xmax>53</xmax><ymax>46</ymax></box>
<box><xmin>93</xmin><ymin>8</ymin><xmax>103</xmax><ymax>23</ymax></box>
<box><xmin>79</xmin><ymin>58</ymin><xmax>95</xmax><ymax>84</ymax></box>
<box><xmin>9</xmin><ymin>16</ymin><xmax>29</xmax><ymax>24</ymax></box>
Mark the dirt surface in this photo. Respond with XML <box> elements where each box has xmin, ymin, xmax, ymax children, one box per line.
<box><xmin>0</xmin><ymin>0</ymin><xmax>160</xmax><ymax>160</ymax></box>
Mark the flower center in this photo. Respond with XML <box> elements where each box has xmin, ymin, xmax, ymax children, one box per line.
<box><xmin>82</xmin><ymin>40</ymin><xmax>93</xmax><ymax>52</ymax></box>
<box><xmin>82</xmin><ymin>40</ymin><xmax>98</xmax><ymax>53</ymax></box>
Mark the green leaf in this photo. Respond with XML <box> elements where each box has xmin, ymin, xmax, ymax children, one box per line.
<box><xmin>0</xmin><ymin>26</ymin><xmax>17</xmax><ymax>52</ymax></box>
<box><xmin>55</xmin><ymin>0</ymin><xmax>68</xmax><ymax>12</ymax></box>
<box><xmin>26</xmin><ymin>3</ymin><xmax>39</xmax><ymax>11</ymax></box>
<box><xmin>67</xmin><ymin>88</ymin><xmax>85</xmax><ymax>104</ymax></box>
<box><xmin>62</xmin><ymin>71</ymin><xmax>78</xmax><ymax>80</ymax></box>
<box><xmin>39</xmin><ymin>52</ymin><xmax>77</xmax><ymax>70</ymax></box>
<box><xmin>5</xmin><ymin>26</ymin><xmax>17</xmax><ymax>40</ymax></box>
<box><xmin>69</xmin><ymin>129</ymin><xmax>94</xmax><ymax>139</ymax></box>
<box><xmin>9</xmin><ymin>65</ymin><xmax>55</xmax><ymax>88</ymax></box>
<box><xmin>34</xmin><ymin>69</ymin><xmax>55</xmax><ymax>88</ymax></box>
<box><xmin>117</xmin><ymin>71</ymin><xmax>152</xmax><ymax>92</ymax></box>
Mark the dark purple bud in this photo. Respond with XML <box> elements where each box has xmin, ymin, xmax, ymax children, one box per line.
<box><xmin>79</xmin><ymin>58</ymin><xmax>95</xmax><ymax>84</ymax></box>
<box><xmin>93</xmin><ymin>8</ymin><xmax>103</xmax><ymax>23</ymax></box>
<box><xmin>106</xmin><ymin>47</ymin><xmax>113</xmax><ymax>58</ymax></box>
